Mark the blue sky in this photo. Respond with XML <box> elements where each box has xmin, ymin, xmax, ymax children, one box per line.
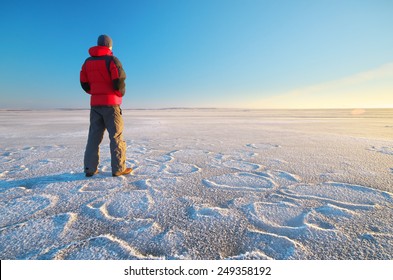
<box><xmin>0</xmin><ymin>0</ymin><xmax>392</xmax><ymax>109</ymax></box>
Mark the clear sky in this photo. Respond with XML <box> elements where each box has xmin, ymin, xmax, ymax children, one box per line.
<box><xmin>0</xmin><ymin>0</ymin><xmax>392</xmax><ymax>109</ymax></box>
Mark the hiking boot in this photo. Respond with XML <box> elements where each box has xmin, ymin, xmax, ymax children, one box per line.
<box><xmin>112</xmin><ymin>167</ymin><xmax>133</xmax><ymax>177</ymax></box>
<box><xmin>85</xmin><ymin>170</ymin><xmax>99</xmax><ymax>177</ymax></box>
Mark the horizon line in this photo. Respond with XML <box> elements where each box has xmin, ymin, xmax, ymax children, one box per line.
<box><xmin>1</xmin><ymin>106</ymin><xmax>393</xmax><ymax>111</ymax></box>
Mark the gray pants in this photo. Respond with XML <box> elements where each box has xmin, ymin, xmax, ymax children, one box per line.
<box><xmin>84</xmin><ymin>106</ymin><xmax>126</xmax><ymax>174</ymax></box>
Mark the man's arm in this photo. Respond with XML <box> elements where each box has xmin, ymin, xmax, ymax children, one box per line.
<box><xmin>110</xmin><ymin>56</ymin><xmax>126</xmax><ymax>96</ymax></box>
<box><xmin>80</xmin><ymin>62</ymin><xmax>90</xmax><ymax>93</ymax></box>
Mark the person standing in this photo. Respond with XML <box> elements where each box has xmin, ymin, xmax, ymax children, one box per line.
<box><xmin>80</xmin><ymin>34</ymin><xmax>132</xmax><ymax>177</ymax></box>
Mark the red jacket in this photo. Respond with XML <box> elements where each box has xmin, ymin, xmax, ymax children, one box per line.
<box><xmin>80</xmin><ymin>46</ymin><xmax>126</xmax><ymax>106</ymax></box>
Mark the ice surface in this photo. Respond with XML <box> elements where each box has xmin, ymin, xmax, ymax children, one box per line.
<box><xmin>0</xmin><ymin>108</ymin><xmax>392</xmax><ymax>259</ymax></box>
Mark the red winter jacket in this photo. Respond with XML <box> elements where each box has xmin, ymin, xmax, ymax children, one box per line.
<box><xmin>80</xmin><ymin>46</ymin><xmax>126</xmax><ymax>106</ymax></box>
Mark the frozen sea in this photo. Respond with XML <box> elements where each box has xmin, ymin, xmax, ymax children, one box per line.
<box><xmin>0</xmin><ymin>108</ymin><xmax>392</xmax><ymax>260</ymax></box>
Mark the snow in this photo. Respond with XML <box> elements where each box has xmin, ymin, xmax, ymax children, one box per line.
<box><xmin>0</xmin><ymin>108</ymin><xmax>392</xmax><ymax>260</ymax></box>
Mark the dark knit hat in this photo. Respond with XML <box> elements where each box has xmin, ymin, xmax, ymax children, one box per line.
<box><xmin>97</xmin><ymin>35</ymin><xmax>113</xmax><ymax>48</ymax></box>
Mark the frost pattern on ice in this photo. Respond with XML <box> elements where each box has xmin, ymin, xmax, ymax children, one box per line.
<box><xmin>203</xmin><ymin>172</ymin><xmax>276</xmax><ymax>191</ymax></box>
<box><xmin>369</xmin><ymin>145</ymin><xmax>393</xmax><ymax>156</ymax></box>
<box><xmin>1</xmin><ymin>109</ymin><xmax>393</xmax><ymax>260</ymax></box>
<box><xmin>50</xmin><ymin>234</ymin><xmax>155</xmax><ymax>260</ymax></box>
<box><xmin>86</xmin><ymin>190</ymin><xmax>153</xmax><ymax>221</ymax></box>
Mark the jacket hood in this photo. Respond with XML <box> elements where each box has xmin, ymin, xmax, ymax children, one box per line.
<box><xmin>88</xmin><ymin>46</ymin><xmax>113</xmax><ymax>57</ymax></box>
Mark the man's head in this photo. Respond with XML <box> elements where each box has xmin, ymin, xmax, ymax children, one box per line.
<box><xmin>97</xmin><ymin>35</ymin><xmax>113</xmax><ymax>49</ymax></box>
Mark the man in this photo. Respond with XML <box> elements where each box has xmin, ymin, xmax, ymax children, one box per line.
<box><xmin>80</xmin><ymin>34</ymin><xmax>132</xmax><ymax>177</ymax></box>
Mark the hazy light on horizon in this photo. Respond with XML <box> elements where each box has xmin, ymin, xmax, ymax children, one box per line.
<box><xmin>246</xmin><ymin>62</ymin><xmax>393</xmax><ymax>109</ymax></box>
